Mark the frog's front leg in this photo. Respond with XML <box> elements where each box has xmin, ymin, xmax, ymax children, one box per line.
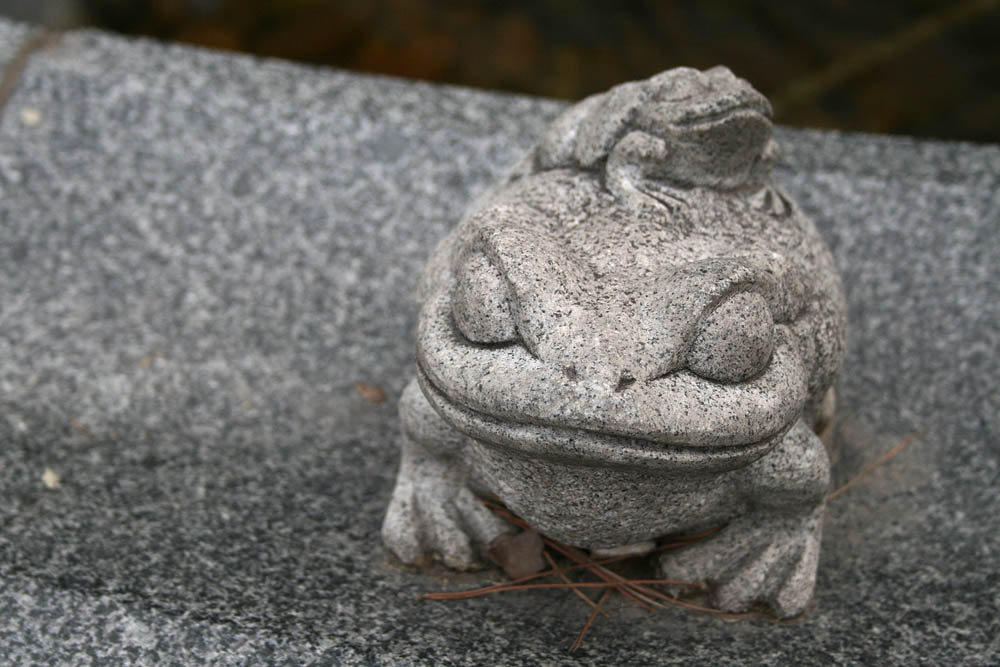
<box><xmin>382</xmin><ymin>378</ymin><xmax>513</xmax><ymax>569</ymax></box>
<box><xmin>658</xmin><ymin>420</ymin><xmax>830</xmax><ymax>618</ymax></box>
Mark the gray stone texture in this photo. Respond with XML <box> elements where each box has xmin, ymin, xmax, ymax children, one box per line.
<box><xmin>0</xmin><ymin>18</ymin><xmax>997</xmax><ymax>665</ymax></box>
<box><xmin>0</xmin><ymin>18</ymin><xmax>29</xmax><ymax>68</ymax></box>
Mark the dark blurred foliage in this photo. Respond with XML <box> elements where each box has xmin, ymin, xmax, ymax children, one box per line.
<box><xmin>51</xmin><ymin>0</ymin><xmax>1000</xmax><ymax>141</ymax></box>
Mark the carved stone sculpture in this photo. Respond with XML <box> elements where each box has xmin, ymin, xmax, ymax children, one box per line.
<box><xmin>382</xmin><ymin>66</ymin><xmax>846</xmax><ymax>618</ymax></box>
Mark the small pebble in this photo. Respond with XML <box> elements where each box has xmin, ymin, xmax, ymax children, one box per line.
<box><xmin>42</xmin><ymin>467</ymin><xmax>60</xmax><ymax>489</ymax></box>
<box><xmin>20</xmin><ymin>107</ymin><xmax>42</xmax><ymax>127</ymax></box>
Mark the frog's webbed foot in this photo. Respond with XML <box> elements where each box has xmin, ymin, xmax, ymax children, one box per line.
<box><xmin>658</xmin><ymin>506</ymin><xmax>824</xmax><ymax>618</ymax></box>
<box><xmin>382</xmin><ymin>380</ymin><xmax>513</xmax><ymax>570</ymax></box>
<box><xmin>381</xmin><ymin>438</ymin><xmax>512</xmax><ymax>570</ymax></box>
<box><xmin>659</xmin><ymin>421</ymin><xmax>829</xmax><ymax>618</ymax></box>
<box><xmin>605</xmin><ymin>131</ymin><xmax>687</xmax><ymax>216</ymax></box>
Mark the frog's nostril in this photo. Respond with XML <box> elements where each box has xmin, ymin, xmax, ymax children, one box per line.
<box><xmin>615</xmin><ymin>372</ymin><xmax>636</xmax><ymax>392</ymax></box>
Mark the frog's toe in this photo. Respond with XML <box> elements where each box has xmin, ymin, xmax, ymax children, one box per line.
<box><xmin>659</xmin><ymin>519</ymin><xmax>768</xmax><ymax>598</ymax></box>
<box><xmin>772</xmin><ymin>517</ymin><xmax>822</xmax><ymax>617</ymax></box>
<box><xmin>710</xmin><ymin>528</ymin><xmax>805</xmax><ymax>615</ymax></box>
<box><xmin>382</xmin><ymin>482</ymin><xmax>425</xmax><ymax>566</ymax></box>
<box><xmin>453</xmin><ymin>486</ymin><xmax>514</xmax><ymax>550</ymax></box>
<box><xmin>424</xmin><ymin>499</ymin><xmax>480</xmax><ymax>570</ymax></box>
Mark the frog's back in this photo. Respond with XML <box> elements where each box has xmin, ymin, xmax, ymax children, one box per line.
<box><xmin>448</xmin><ymin>167</ymin><xmax>837</xmax><ymax>290</ymax></box>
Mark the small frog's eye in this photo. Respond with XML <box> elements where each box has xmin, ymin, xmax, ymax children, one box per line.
<box><xmin>452</xmin><ymin>251</ymin><xmax>517</xmax><ymax>344</ymax></box>
<box><xmin>687</xmin><ymin>291</ymin><xmax>774</xmax><ymax>384</ymax></box>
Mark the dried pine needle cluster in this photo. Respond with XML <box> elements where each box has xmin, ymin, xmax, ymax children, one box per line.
<box><xmin>423</xmin><ymin>432</ymin><xmax>920</xmax><ymax>651</ymax></box>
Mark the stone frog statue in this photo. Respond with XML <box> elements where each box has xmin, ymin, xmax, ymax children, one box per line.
<box><xmin>382</xmin><ymin>66</ymin><xmax>846</xmax><ymax>618</ymax></box>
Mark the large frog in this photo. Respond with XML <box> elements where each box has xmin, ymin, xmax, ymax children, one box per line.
<box><xmin>382</xmin><ymin>66</ymin><xmax>846</xmax><ymax>618</ymax></box>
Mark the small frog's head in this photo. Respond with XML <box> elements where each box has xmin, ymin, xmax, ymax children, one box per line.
<box><xmin>632</xmin><ymin>66</ymin><xmax>775</xmax><ymax>189</ymax></box>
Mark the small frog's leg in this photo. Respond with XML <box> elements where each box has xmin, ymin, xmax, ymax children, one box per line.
<box><xmin>658</xmin><ymin>420</ymin><xmax>829</xmax><ymax>618</ymax></box>
<box><xmin>381</xmin><ymin>377</ymin><xmax>513</xmax><ymax>569</ymax></box>
<box><xmin>606</xmin><ymin>131</ymin><xmax>683</xmax><ymax>213</ymax></box>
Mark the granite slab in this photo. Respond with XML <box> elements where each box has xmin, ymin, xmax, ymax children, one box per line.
<box><xmin>0</xmin><ymin>20</ymin><xmax>29</xmax><ymax>64</ymax></box>
<box><xmin>0</xmin><ymin>19</ymin><xmax>997</xmax><ymax>665</ymax></box>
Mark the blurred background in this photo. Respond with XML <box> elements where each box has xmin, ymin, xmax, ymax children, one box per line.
<box><xmin>2</xmin><ymin>0</ymin><xmax>998</xmax><ymax>143</ymax></box>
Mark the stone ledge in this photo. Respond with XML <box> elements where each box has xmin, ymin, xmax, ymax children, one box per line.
<box><xmin>0</xmin><ymin>19</ymin><xmax>31</xmax><ymax>67</ymax></box>
<box><xmin>0</xmin><ymin>19</ymin><xmax>998</xmax><ymax>665</ymax></box>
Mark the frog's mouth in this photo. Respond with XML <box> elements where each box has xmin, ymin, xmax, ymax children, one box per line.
<box><xmin>672</xmin><ymin>101</ymin><xmax>770</xmax><ymax>129</ymax></box>
<box><xmin>416</xmin><ymin>365</ymin><xmax>795</xmax><ymax>473</ymax></box>
<box><xmin>416</xmin><ymin>286</ymin><xmax>809</xmax><ymax>472</ymax></box>
<box><xmin>640</xmin><ymin>97</ymin><xmax>774</xmax><ymax>190</ymax></box>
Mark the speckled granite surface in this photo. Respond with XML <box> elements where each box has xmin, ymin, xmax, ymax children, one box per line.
<box><xmin>0</xmin><ymin>18</ymin><xmax>29</xmax><ymax>66</ymax></box>
<box><xmin>0</xmin><ymin>19</ymin><xmax>997</xmax><ymax>666</ymax></box>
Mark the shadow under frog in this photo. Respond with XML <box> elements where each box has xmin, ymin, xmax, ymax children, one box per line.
<box><xmin>382</xmin><ymin>66</ymin><xmax>846</xmax><ymax>618</ymax></box>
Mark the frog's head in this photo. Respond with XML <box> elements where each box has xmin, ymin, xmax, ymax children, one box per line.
<box><xmin>533</xmin><ymin>66</ymin><xmax>777</xmax><ymax>191</ymax></box>
<box><xmin>415</xmin><ymin>201</ymin><xmax>845</xmax><ymax>473</ymax></box>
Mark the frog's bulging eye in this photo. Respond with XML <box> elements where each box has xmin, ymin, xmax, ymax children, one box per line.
<box><xmin>453</xmin><ymin>252</ymin><xmax>518</xmax><ymax>344</ymax></box>
<box><xmin>687</xmin><ymin>291</ymin><xmax>774</xmax><ymax>384</ymax></box>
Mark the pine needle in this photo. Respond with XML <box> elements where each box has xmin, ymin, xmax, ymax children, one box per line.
<box><xmin>423</xmin><ymin>579</ymin><xmax>705</xmax><ymax>600</ymax></box>
<box><xmin>827</xmin><ymin>430</ymin><xmax>923</xmax><ymax>502</ymax></box>
<box><xmin>543</xmin><ymin>551</ymin><xmax>610</xmax><ymax>619</ymax></box>
<box><xmin>570</xmin><ymin>588</ymin><xmax>612</xmax><ymax>652</ymax></box>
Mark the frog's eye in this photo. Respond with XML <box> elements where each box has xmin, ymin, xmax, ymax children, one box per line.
<box><xmin>687</xmin><ymin>291</ymin><xmax>774</xmax><ymax>383</ymax></box>
<box><xmin>452</xmin><ymin>251</ymin><xmax>518</xmax><ymax>344</ymax></box>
